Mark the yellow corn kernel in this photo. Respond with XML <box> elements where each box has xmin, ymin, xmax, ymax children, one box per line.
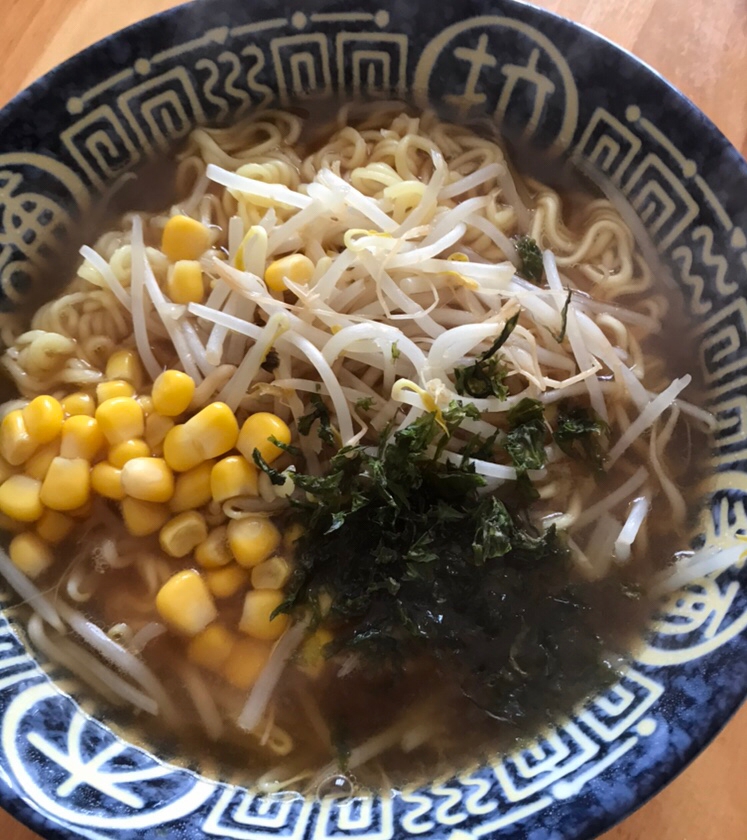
<box><xmin>283</xmin><ymin>522</ymin><xmax>305</xmax><ymax>552</ymax></box>
<box><xmin>144</xmin><ymin>413</ymin><xmax>175</xmax><ymax>455</ymax></box>
<box><xmin>121</xmin><ymin>497</ymin><xmax>170</xmax><ymax>536</ymax></box>
<box><xmin>164</xmin><ymin>403</ymin><xmax>238</xmax><ymax>472</ymax></box>
<box><xmin>185</xmin><ymin>402</ymin><xmax>238</xmax><ymax>459</ymax></box>
<box><xmin>162</xmin><ymin>215</ymin><xmax>212</xmax><ymax>262</ymax></box>
<box><xmin>297</xmin><ymin>627</ymin><xmax>334</xmax><ymax>678</ymax></box>
<box><xmin>162</xmin><ymin>425</ymin><xmax>201</xmax><ymax>472</ymax></box>
<box><xmin>205</xmin><ymin>563</ymin><xmax>249</xmax><ymax>598</ymax></box>
<box><xmin>108</xmin><ymin>439</ymin><xmax>150</xmax><ymax>469</ymax></box>
<box><xmin>60</xmin><ymin>415</ymin><xmax>104</xmax><ymax>460</ymax></box>
<box><xmin>250</xmin><ymin>554</ymin><xmax>291</xmax><ymax>590</ymax></box>
<box><xmin>0</xmin><ymin>475</ymin><xmax>43</xmax><ymax>521</ymax></box>
<box><xmin>237</xmin><ymin>412</ymin><xmax>291</xmax><ymax>466</ymax></box>
<box><xmin>152</xmin><ymin>370</ymin><xmax>195</xmax><ymax>417</ymax></box>
<box><xmin>187</xmin><ymin>624</ymin><xmax>235</xmax><ymax>671</ymax></box>
<box><xmin>264</xmin><ymin>254</ymin><xmax>315</xmax><ymax>292</ymax></box>
<box><xmin>159</xmin><ymin>510</ymin><xmax>208</xmax><ymax>558</ymax></box>
<box><xmin>222</xmin><ymin>637</ymin><xmax>271</xmax><ymax>690</ymax></box>
<box><xmin>227</xmin><ymin>515</ymin><xmax>281</xmax><ymax>568</ymax></box>
<box><xmin>9</xmin><ymin>532</ymin><xmax>54</xmax><ymax>579</ymax></box>
<box><xmin>156</xmin><ymin>569</ymin><xmax>217</xmax><ymax>636</ymax></box>
<box><xmin>0</xmin><ymin>455</ymin><xmax>14</xmax><ymax>485</ymax></box>
<box><xmin>22</xmin><ymin>396</ymin><xmax>64</xmax><ymax>445</ymax></box>
<box><xmin>166</xmin><ymin>260</ymin><xmax>204</xmax><ymax>305</ymax></box>
<box><xmin>96</xmin><ymin>379</ymin><xmax>135</xmax><ymax>403</ymax></box>
<box><xmin>195</xmin><ymin>525</ymin><xmax>232</xmax><ymax>569</ymax></box>
<box><xmin>105</xmin><ymin>350</ymin><xmax>143</xmax><ymax>390</ymax></box>
<box><xmin>120</xmin><ymin>457</ymin><xmax>174</xmax><ymax>503</ymax></box>
<box><xmin>91</xmin><ymin>462</ymin><xmax>125</xmax><ymax>500</ymax></box>
<box><xmin>95</xmin><ymin>397</ymin><xmax>144</xmax><ymax>446</ymax></box>
<box><xmin>137</xmin><ymin>395</ymin><xmax>154</xmax><ymax>417</ymax></box>
<box><xmin>0</xmin><ymin>410</ymin><xmax>36</xmax><ymax>466</ymax></box>
<box><xmin>169</xmin><ymin>460</ymin><xmax>214</xmax><ymax>513</ymax></box>
<box><xmin>36</xmin><ymin>510</ymin><xmax>74</xmax><ymax>544</ymax></box>
<box><xmin>40</xmin><ymin>457</ymin><xmax>91</xmax><ymax>511</ymax></box>
<box><xmin>25</xmin><ymin>440</ymin><xmax>61</xmax><ymax>481</ymax></box>
<box><xmin>61</xmin><ymin>392</ymin><xmax>95</xmax><ymax>417</ymax></box>
<box><xmin>210</xmin><ymin>455</ymin><xmax>258</xmax><ymax>503</ymax></box>
<box><xmin>239</xmin><ymin>589</ymin><xmax>288</xmax><ymax>640</ymax></box>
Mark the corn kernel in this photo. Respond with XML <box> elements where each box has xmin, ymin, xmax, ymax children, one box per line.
<box><xmin>0</xmin><ymin>410</ymin><xmax>36</xmax><ymax>465</ymax></box>
<box><xmin>105</xmin><ymin>350</ymin><xmax>143</xmax><ymax>390</ymax></box>
<box><xmin>121</xmin><ymin>497</ymin><xmax>170</xmax><ymax>536</ymax></box>
<box><xmin>251</xmin><ymin>554</ymin><xmax>291</xmax><ymax>590</ymax></box>
<box><xmin>60</xmin><ymin>415</ymin><xmax>104</xmax><ymax>460</ymax></box>
<box><xmin>61</xmin><ymin>392</ymin><xmax>95</xmax><ymax>417</ymax></box>
<box><xmin>185</xmin><ymin>402</ymin><xmax>238</xmax><ymax>459</ymax></box>
<box><xmin>152</xmin><ymin>370</ymin><xmax>195</xmax><ymax>417</ymax></box>
<box><xmin>166</xmin><ymin>260</ymin><xmax>204</xmax><ymax>305</ymax></box>
<box><xmin>25</xmin><ymin>440</ymin><xmax>61</xmax><ymax>481</ymax></box>
<box><xmin>239</xmin><ymin>589</ymin><xmax>289</xmax><ymax>640</ymax></box>
<box><xmin>162</xmin><ymin>425</ymin><xmax>201</xmax><ymax>472</ymax></box>
<box><xmin>23</xmin><ymin>396</ymin><xmax>64</xmax><ymax>445</ymax></box>
<box><xmin>9</xmin><ymin>532</ymin><xmax>54</xmax><ymax>579</ymax></box>
<box><xmin>0</xmin><ymin>475</ymin><xmax>43</xmax><ymax>521</ymax></box>
<box><xmin>222</xmin><ymin>637</ymin><xmax>271</xmax><ymax>690</ymax></box>
<box><xmin>36</xmin><ymin>510</ymin><xmax>74</xmax><ymax>544</ymax></box>
<box><xmin>162</xmin><ymin>215</ymin><xmax>212</xmax><ymax>262</ymax></box>
<box><xmin>228</xmin><ymin>516</ymin><xmax>281</xmax><ymax>568</ymax></box>
<box><xmin>96</xmin><ymin>379</ymin><xmax>135</xmax><ymax>403</ymax></box>
<box><xmin>120</xmin><ymin>457</ymin><xmax>174</xmax><ymax>503</ymax></box>
<box><xmin>145</xmin><ymin>413</ymin><xmax>175</xmax><ymax>455</ymax></box>
<box><xmin>159</xmin><ymin>510</ymin><xmax>207</xmax><ymax>558</ymax></box>
<box><xmin>297</xmin><ymin>627</ymin><xmax>334</xmax><ymax>678</ymax></box>
<box><xmin>264</xmin><ymin>254</ymin><xmax>314</xmax><ymax>292</ymax></box>
<box><xmin>283</xmin><ymin>522</ymin><xmax>305</xmax><ymax>552</ymax></box>
<box><xmin>137</xmin><ymin>395</ymin><xmax>154</xmax><ymax>417</ymax></box>
<box><xmin>164</xmin><ymin>403</ymin><xmax>238</xmax><ymax>471</ymax></box>
<box><xmin>169</xmin><ymin>460</ymin><xmax>214</xmax><ymax>513</ymax></box>
<box><xmin>210</xmin><ymin>455</ymin><xmax>258</xmax><ymax>503</ymax></box>
<box><xmin>156</xmin><ymin>569</ymin><xmax>217</xmax><ymax>636</ymax></box>
<box><xmin>195</xmin><ymin>525</ymin><xmax>232</xmax><ymax>569</ymax></box>
<box><xmin>95</xmin><ymin>397</ymin><xmax>144</xmax><ymax>447</ymax></box>
<box><xmin>91</xmin><ymin>462</ymin><xmax>125</xmax><ymax>500</ymax></box>
<box><xmin>187</xmin><ymin>624</ymin><xmax>235</xmax><ymax>671</ymax></box>
<box><xmin>237</xmin><ymin>412</ymin><xmax>291</xmax><ymax>466</ymax></box>
<box><xmin>205</xmin><ymin>563</ymin><xmax>249</xmax><ymax>598</ymax></box>
<box><xmin>108</xmin><ymin>439</ymin><xmax>150</xmax><ymax>469</ymax></box>
<box><xmin>40</xmin><ymin>457</ymin><xmax>91</xmax><ymax>511</ymax></box>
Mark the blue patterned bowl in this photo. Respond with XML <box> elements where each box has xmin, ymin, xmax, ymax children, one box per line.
<box><xmin>1</xmin><ymin>1</ymin><xmax>746</xmax><ymax>838</ymax></box>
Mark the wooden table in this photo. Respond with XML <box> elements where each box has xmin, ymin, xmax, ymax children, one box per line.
<box><xmin>2</xmin><ymin>1</ymin><xmax>747</xmax><ymax>838</ymax></box>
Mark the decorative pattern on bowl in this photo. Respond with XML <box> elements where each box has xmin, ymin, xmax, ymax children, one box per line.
<box><xmin>0</xmin><ymin>2</ymin><xmax>746</xmax><ymax>838</ymax></box>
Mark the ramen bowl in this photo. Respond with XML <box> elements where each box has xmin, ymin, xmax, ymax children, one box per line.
<box><xmin>0</xmin><ymin>0</ymin><xmax>746</xmax><ymax>838</ymax></box>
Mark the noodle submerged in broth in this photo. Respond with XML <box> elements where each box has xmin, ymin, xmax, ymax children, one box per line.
<box><xmin>0</xmin><ymin>106</ymin><xmax>714</xmax><ymax>793</ymax></box>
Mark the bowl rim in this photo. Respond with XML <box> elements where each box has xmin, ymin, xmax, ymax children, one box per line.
<box><xmin>1</xmin><ymin>1</ymin><xmax>746</xmax><ymax>839</ymax></box>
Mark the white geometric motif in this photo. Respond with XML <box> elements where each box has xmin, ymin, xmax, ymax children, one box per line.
<box><xmin>271</xmin><ymin>34</ymin><xmax>333</xmax><ymax>102</ymax></box>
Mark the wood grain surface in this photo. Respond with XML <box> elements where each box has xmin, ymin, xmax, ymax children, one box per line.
<box><xmin>2</xmin><ymin>1</ymin><xmax>746</xmax><ymax>839</ymax></box>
